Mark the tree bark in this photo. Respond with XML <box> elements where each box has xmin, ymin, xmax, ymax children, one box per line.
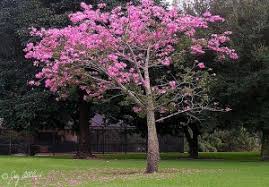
<box><xmin>190</xmin><ymin>131</ymin><xmax>199</xmax><ymax>159</ymax></box>
<box><xmin>144</xmin><ymin>45</ymin><xmax>160</xmax><ymax>173</ymax></box>
<box><xmin>261</xmin><ymin>128</ymin><xmax>269</xmax><ymax>160</ymax></box>
<box><xmin>75</xmin><ymin>97</ymin><xmax>93</xmax><ymax>159</ymax></box>
<box><xmin>183</xmin><ymin>124</ymin><xmax>199</xmax><ymax>159</ymax></box>
<box><xmin>183</xmin><ymin>126</ymin><xmax>193</xmax><ymax>157</ymax></box>
<box><xmin>146</xmin><ymin>109</ymin><xmax>160</xmax><ymax>173</ymax></box>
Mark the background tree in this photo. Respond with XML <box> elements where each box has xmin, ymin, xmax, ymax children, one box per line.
<box><xmin>0</xmin><ymin>0</ymin><xmax>72</xmax><ymax>132</ymax></box>
<box><xmin>183</xmin><ymin>0</ymin><xmax>269</xmax><ymax>159</ymax></box>
<box><xmin>0</xmin><ymin>0</ymin><xmax>133</xmax><ymax>158</ymax></box>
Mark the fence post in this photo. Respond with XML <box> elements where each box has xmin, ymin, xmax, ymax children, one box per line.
<box><xmin>27</xmin><ymin>130</ymin><xmax>31</xmax><ymax>156</ymax></box>
<box><xmin>120</xmin><ymin>127</ymin><xmax>123</xmax><ymax>153</ymax></box>
<box><xmin>9</xmin><ymin>130</ymin><xmax>12</xmax><ymax>155</ymax></box>
<box><xmin>102</xmin><ymin>126</ymin><xmax>105</xmax><ymax>154</ymax></box>
<box><xmin>52</xmin><ymin>131</ymin><xmax>56</xmax><ymax>156</ymax></box>
<box><xmin>96</xmin><ymin>129</ymin><xmax>99</xmax><ymax>152</ymax></box>
<box><xmin>124</xmin><ymin>126</ymin><xmax>127</xmax><ymax>154</ymax></box>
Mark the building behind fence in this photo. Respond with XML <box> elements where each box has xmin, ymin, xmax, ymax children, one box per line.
<box><xmin>0</xmin><ymin>125</ymin><xmax>184</xmax><ymax>155</ymax></box>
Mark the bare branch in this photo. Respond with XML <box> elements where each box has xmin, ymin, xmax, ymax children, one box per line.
<box><xmin>101</xmin><ymin>94</ymin><xmax>124</xmax><ymax>103</ymax></box>
<box><xmin>156</xmin><ymin>107</ymin><xmax>200</xmax><ymax>123</ymax></box>
<box><xmin>116</xmin><ymin>81</ymin><xmax>145</xmax><ymax>107</ymax></box>
<box><xmin>156</xmin><ymin>106</ymin><xmax>228</xmax><ymax>123</ymax></box>
<box><xmin>89</xmin><ymin>58</ymin><xmax>145</xmax><ymax>107</ymax></box>
<box><xmin>124</xmin><ymin>42</ymin><xmax>145</xmax><ymax>82</ymax></box>
<box><xmin>144</xmin><ymin>45</ymin><xmax>152</xmax><ymax>95</ymax></box>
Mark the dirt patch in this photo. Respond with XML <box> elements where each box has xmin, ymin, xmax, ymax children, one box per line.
<box><xmin>13</xmin><ymin>168</ymin><xmax>224</xmax><ymax>187</ymax></box>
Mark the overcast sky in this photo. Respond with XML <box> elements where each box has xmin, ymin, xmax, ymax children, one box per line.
<box><xmin>163</xmin><ymin>0</ymin><xmax>173</xmax><ymax>6</ymax></box>
<box><xmin>163</xmin><ymin>0</ymin><xmax>191</xmax><ymax>8</ymax></box>
<box><xmin>165</xmin><ymin>0</ymin><xmax>173</xmax><ymax>4</ymax></box>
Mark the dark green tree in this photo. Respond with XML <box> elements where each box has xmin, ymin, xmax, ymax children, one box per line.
<box><xmin>184</xmin><ymin>0</ymin><xmax>269</xmax><ymax>158</ymax></box>
<box><xmin>0</xmin><ymin>0</ymin><xmax>141</xmax><ymax>158</ymax></box>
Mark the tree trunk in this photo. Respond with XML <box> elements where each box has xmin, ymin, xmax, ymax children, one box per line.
<box><xmin>144</xmin><ymin>47</ymin><xmax>160</xmax><ymax>173</ymax></box>
<box><xmin>146</xmin><ymin>109</ymin><xmax>160</xmax><ymax>173</ymax></box>
<box><xmin>183</xmin><ymin>125</ymin><xmax>199</xmax><ymax>159</ymax></box>
<box><xmin>261</xmin><ymin>128</ymin><xmax>269</xmax><ymax>160</ymax></box>
<box><xmin>183</xmin><ymin>126</ymin><xmax>193</xmax><ymax>157</ymax></box>
<box><xmin>75</xmin><ymin>97</ymin><xmax>93</xmax><ymax>159</ymax></box>
<box><xmin>190</xmin><ymin>131</ymin><xmax>199</xmax><ymax>159</ymax></box>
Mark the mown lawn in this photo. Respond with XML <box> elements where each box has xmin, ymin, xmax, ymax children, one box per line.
<box><xmin>0</xmin><ymin>152</ymin><xmax>268</xmax><ymax>187</ymax></box>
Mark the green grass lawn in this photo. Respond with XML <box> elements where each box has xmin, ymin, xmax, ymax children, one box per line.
<box><xmin>0</xmin><ymin>152</ymin><xmax>268</xmax><ymax>187</ymax></box>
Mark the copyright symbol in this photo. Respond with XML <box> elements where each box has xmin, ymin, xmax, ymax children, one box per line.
<box><xmin>1</xmin><ymin>173</ymin><xmax>8</xmax><ymax>180</ymax></box>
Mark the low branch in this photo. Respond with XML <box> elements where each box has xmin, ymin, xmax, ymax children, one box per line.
<box><xmin>116</xmin><ymin>81</ymin><xmax>145</xmax><ymax>107</ymax></box>
<box><xmin>100</xmin><ymin>94</ymin><xmax>124</xmax><ymax>103</ymax></box>
<box><xmin>124</xmin><ymin>42</ymin><xmax>145</xmax><ymax>82</ymax></box>
<box><xmin>156</xmin><ymin>107</ymin><xmax>200</xmax><ymax>123</ymax></box>
<box><xmin>156</xmin><ymin>106</ymin><xmax>228</xmax><ymax>123</ymax></box>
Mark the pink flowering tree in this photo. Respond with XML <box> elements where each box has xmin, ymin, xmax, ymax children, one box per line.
<box><xmin>25</xmin><ymin>0</ymin><xmax>237</xmax><ymax>173</ymax></box>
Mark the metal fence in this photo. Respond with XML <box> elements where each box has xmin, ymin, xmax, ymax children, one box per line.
<box><xmin>0</xmin><ymin>126</ymin><xmax>184</xmax><ymax>155</ymax></box>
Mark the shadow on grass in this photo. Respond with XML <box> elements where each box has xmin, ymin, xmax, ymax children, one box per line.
<box><xmin>2</xmin><ymin>152</ymin><xmax>261</xmax><ymax>162</ymax></box>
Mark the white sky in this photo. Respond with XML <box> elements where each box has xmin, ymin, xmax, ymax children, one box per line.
<box><xmin>165</xmin><ymin>0</ymin><xmax>173</xmax><ymax>4</ymax></box>
<box><xmin>163</xmin><ymin>0</ymin><xmax>194</xmax><ymax>6</ymax></box>
<box><xmin>163</xmin><ymin>0</ymin><xmax>173</xmax><ymax>6</ymax></box>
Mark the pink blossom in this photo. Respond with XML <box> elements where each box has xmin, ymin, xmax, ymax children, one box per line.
<box><xmin>202</xmin><ymin>11</ymin><xmax>225</xmax><ymax>23</ymax></box>
<box><xmin>230</xmin><ymin>52</ymin><xmax>239</xmax><ymax>60</ymax></box>
<box><xmin>25</xmin><ymin>0</ymin><xmax>237</xmax><ymax>103</ymax></box>
<box><xmin>202</xmin><ymin>11</ymin><xmax>212</xmax><ymax>17</ymax></box>
<box><xmin>162</xmin><ymin>58</ymin><xmax>171</xmax><ymax>66</ymax></box>
<box><xmin>98</xmin><ymin>3</ymin><xmax>106</xmax><ymax>9</ymax></box>
<box><xmin>24</xmin><ymin>43</ymin><xmax>34</xmax><ymax>52</ymax></box>
<box><xmin>191</xmin><ymin>44</ymin><xmax>205</xmax><ymax>55</ymax></box>
<box><xmin>28</xmin><ymin>80</ymin><xmax>35</xmax><ymax>85</ymax></box>
<box><xmin>159</xmin><ymin>107</ymin><xmax>167</xmax><ymax>114</ymax></box>
<box><xmin>80</xmin><ymin>2</ymin><xmax>91</xmax><ymax>10</ymax></box>
<box><xmin>108</xmin><ymin>54</ymin><xmax>118</xmax><ymax>61</ymax></box>
<box><xmin>35</xmin><ymin>72</ymin><xmax>43</xmax><ymax>79</ymax></box>
<box><xmin>133</xmin><ymin>106</ymin><xmax>142</xmax><ymax>113</ymax></box>
<box><xmin>197</xmin><ymin>62</ymin><xmax>206</xmax><ymax>69</ymax></box>
<box><xmin>224</xmin><ymin>31</ymin><xmax>232</xmax><ymax>35</ymax></box>
<box><xmin>169</xmin><ymin>81</ymin><xmax>176</xmax><ymax>90</ymax></box>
